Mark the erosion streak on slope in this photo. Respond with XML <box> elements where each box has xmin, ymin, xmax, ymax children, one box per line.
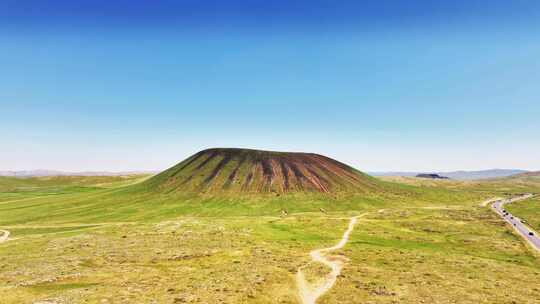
<box><xmin>223</xmin><ymin>155</ymin><xmax>247</xmax><ymax>188</ymax></box>
<box><xmin>296</xmin><ymin>214</ymin><xmax>365</xmax><ymax>304</ymax></box>
<box><xmin>141</xmin><ymin>148</ymin><xmax>382</xmax><ymax>194</ymax></box>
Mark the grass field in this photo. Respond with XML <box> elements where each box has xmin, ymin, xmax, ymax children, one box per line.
<box><xmin>0</xmin><ymin>175</ymin><xmax>539</xmax><ymax>303</ymax></box>
<box><xmin>0</xmin><ymin>175</ymin><xmax>151</xmax><ymax>203</ymax></box>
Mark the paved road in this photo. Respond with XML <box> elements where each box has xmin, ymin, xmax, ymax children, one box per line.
<box><xmin>491</xmin><ymin>194</ymin><xmax>540</xmax><ymax>252</ymax></box>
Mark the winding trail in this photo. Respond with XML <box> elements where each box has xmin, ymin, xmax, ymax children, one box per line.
<box><xmin>0</xmin><ymin>230</ymin><xmax>10</xmax><ymax>243</ymax></box>
<box><xmin>296</xmin><ymin>214</ymin><xmax>364</xmax><ymax>304</ymax></box>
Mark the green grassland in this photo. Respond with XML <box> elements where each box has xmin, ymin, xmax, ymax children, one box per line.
<box><xmin>0</xmin><ymin>178</ymin><xmax>485</xmax><ymax>225</ymax></box>
<box><xmin>0</xmin><ymin>175</ymin><xmax>151</xmax><ymax>202</ymax></box>
<box><xmin>0</xmin><ymin>174</ymin><xmax>539</xmax><ymax>303</ymax></box>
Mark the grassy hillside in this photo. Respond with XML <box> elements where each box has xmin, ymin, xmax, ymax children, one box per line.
<box><xmin>379</xmin><ymin>175</ymin><xmax>540</xmax><ymax>195</ymax></box>
<box><xmin>0</xmin><ymin>174</ymin><xmax>490</xmax><ymax>225</ymax></box>
<box><xmin>0</xmin><ymin>175</ymin><xmax>151</xmax><ymax>191</ymax></box>
<box><xmin>1</xmin><ymin>165</ymin><xmax>535</xmax><ymax>226</ymax></box>
<box><xmin>0</xmin><ymin>174</ymin><xmax>151</xmax><ymax>203</ymax></box>
<box><xmin>140</xmin><ymin>148</ymin><xmax>383</xmax><ymax>194</ymax></box>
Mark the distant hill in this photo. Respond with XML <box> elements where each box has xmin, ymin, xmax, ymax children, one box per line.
<box><xmin>500</xmin><ymin>171</ymin><xmax>540</xmax><ymax>180</ymax></box>
<box><xmin>490</xmin><ymin>171</ymin><xmax>540</xmax><ymax>189</ymax></box>
<box><xmin>509</xmin><ymin>171</ymin><xmax>540</xmax><ymax>178</ymax></box>
<box><xmin>140</xmin><ymin>148</ymin><xmax>381</xmax><ymax>194</ymax></box>
<box><xmin>0</xmin><ymin>170</ymin><xmax>157</xmax><ymax>177</ymax></box>
<box><xmin>416</xmin><ymin>173</ymin><xmax>449</xmax><ymax>179</ymax></box>
<box><xmin>370</xmin><ymin>169</ymin><xmax>529</xmax><ymax>180</ymax></box>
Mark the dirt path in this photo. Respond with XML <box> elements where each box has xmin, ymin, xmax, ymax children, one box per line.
<box><xmin>0</xmin><ymin>230</ymin><xmax>10</xmax><ymax>243</ymax></box>
<box><xmin>295</xmin><ymin>214</ymin><xmax>364</xmax><ymax>304</ymax></box>
<box><xmin>480</xmin><ymin>197</ymin><xmax>503</xmax><ymax>207</ymax></box>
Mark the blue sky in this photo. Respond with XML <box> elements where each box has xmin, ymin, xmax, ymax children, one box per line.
<box><xmin>1</xmin><ymin>1</ymin><xmax>539</xmax><ymax>172</ymax></box>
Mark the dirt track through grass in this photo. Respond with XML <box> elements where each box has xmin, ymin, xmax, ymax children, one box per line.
<box><xmin>296</xmin><ymin>214</ymin><xmax>365</xmax><ymax>304</ymax></box>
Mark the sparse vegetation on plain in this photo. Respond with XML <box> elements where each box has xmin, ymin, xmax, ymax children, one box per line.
<box><xmin>1</xmin><ymin>152</ymin><xmax>539</xmax><ymax>303</ymax></box>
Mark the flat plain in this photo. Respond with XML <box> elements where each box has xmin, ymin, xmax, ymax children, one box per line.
<box><xmin>1</xmin><ymin>169</ymin><xmax>539</xmax><ymax>303</ymax></box>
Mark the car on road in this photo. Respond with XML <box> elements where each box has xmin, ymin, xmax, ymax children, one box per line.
<box><xmin>529</xmin><ymin>232</ymin><xmax>534</xmax><ymax>236</ymax></box>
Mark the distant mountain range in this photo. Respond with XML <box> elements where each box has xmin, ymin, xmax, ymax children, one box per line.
<box><xmin>0</xmin><ymin>170</ymin><xmax>158</xmax><ymax>177</ymax></box>
<box><xmin>369</xmin><ymin>169</ymin><xmax>530</xmax><ymax>180</ymax></box>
